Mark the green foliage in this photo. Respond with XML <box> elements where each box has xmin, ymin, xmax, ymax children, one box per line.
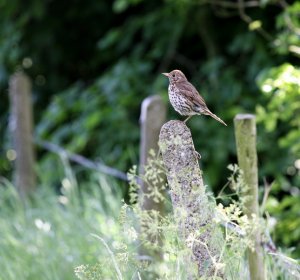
<box><xmin>275</xmin><ymin>2</ymin><xmax>300</xmax><ymax>56</ymax></box>
<box><xmin>267</xmin><ymin>194</ymin><xmax>300</xmax><ymax>253</ymax></box>
<box><xmin>0</xmin><ymin>0</ymin><xmax>296</xmax><ymax>188</ymax></box>
<box><xmin>257</xmin><ymin>63</ymin><xmax>300</xmax><ymax>155</ymax></box>
<box><xmin>256</xmin><ymin>63</ymin><xmax>300</xmax><ymax>257</ymax></box>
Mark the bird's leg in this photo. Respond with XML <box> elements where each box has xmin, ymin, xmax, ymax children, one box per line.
<box><xmin>183</xmin><ymin>116</ymin><xmax>192</xmax><ymax>123</ymax></box>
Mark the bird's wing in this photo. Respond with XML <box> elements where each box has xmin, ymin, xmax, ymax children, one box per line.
<box><xmin>176</xmin><ymin>81</ymin><xmax>208</xmax><ymax>110</ymax></box>
<box><xmin>176</xmin><ymin>80</ymin><xmax>227</xmax><ymax>125</ymax></box>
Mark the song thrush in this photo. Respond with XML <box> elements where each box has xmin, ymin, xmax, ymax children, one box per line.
<box><xmin>162</xmin><ymin>70</ymin><xmax>227</xmax><ymax>126</ymax></box>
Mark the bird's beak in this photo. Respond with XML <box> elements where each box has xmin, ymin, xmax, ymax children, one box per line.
<box><xmin>162</xmin><ymin>73</ymin><xmax>169</xmax><ymax>77</ymax></box>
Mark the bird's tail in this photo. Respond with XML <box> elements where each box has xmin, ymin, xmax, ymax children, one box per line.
<box><xmin>205</xmin><ymin>110</ymin><xmax>227</xmax><ymax>126</ymax></box>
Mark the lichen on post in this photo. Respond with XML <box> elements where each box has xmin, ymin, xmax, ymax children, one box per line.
<box><xmin>159</xmin><ymin>120</ymin><xmax>224</xmax><ymax>278</ymax></box>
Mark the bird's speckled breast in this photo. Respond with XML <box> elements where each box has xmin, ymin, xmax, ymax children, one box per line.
<box><xmin>168</xmin><ymin>84</ymin><xmax>196</xmax><ymax>116</ymax></box>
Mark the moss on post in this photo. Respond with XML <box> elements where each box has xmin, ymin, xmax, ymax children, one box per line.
<box><xmin>234</xmin><ymin>114</ymin><xmax>265</xmax><ymax>280</ymax></box>
<box><xmin>159</xmin><ymin>120</ymin><xmax>224</xmax><ymax>278</ymax></box>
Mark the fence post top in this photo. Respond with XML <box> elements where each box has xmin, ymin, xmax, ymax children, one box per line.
<box><xmin>10</xmin><ymin>71</ymin><xmax>29</xmax><ymax>80</ymax></box>
<box><xmin>140</xmin><ymin>95</ymin><xmax>166</xmax><ymax>125</ymax></box>
<box><xmin>140</xmin><ymin>95</ymin><xmax>164</xmax><ymax>112</ymax></box>
<box><xmin>234</xmin><ymin>114</ymin><xmax>256</xmax><ymax>120</ymax></box>
<box><xmin>160</xmin><ymin>120</ymin><xmax>189</xmax><ymax>135</ymax></box>
<box><xmin>9</xmin><ymin>71</ymin><xmax>31</xmax><ymax>90</ymax></box>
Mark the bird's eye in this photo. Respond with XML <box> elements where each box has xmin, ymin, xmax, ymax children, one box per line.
<box><xmin>172</xmin><ymin>74</ymin><xmax>175</xmax><ymax>77</ymax></box>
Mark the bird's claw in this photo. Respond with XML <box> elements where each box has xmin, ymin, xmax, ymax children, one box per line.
<box><xmin>194</xmin><ymin>151</ymin><xmax>201</xmax><ymax>160</ymax></box>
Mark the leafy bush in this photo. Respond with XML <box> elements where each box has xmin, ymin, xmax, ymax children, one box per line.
<box><xmin>257</xmin><ymin>63</ymin><xmax>300</xmax><ymax>258</ymax></box>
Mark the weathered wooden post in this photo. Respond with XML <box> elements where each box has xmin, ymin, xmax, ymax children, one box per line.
<box><xmin>159</xmin><ymin>120</ymin><xmax>224</xmax><ymax>278</ymax></box>
<box><xmin>9</xmin><ymin>72</ymin><xmax>36</xmax><ymax>197</ymax></box>
<box><xmin>139</xmin><ymin>95</ymin><xmax>166</xmax><ymax>212</ymax></box>
<box><xmin>138</xmin><ymin>95</ymin><xmax>166</xmax><ymax>260</ymax></box>
<box><xmin>234</xmin><ymin>114</ymin><xmax>265</xmax><ymax>280</ymax></box>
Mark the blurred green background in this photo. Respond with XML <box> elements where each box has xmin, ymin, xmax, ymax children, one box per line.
<box><xmin>0</xmin><ymin>0</ymin><xmax>299</xmax><ymax>278</ymax></box>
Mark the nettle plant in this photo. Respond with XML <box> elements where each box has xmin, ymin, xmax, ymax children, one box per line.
<box><xmin>75</xmin><ymin>155</ymin><xmax>299</xmax><ymax>280</ymax></box>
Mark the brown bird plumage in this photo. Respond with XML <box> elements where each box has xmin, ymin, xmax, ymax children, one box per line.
<box><xmin>162</xmin><ymin>70</ymin><xmax>227</xmax><ymax>126</ymax></box>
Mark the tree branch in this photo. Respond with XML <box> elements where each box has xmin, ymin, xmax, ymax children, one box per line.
<box><xmin>35</xmin><ymin>139</ymin><xmax>128</xmax><ymax>181</ymax></box>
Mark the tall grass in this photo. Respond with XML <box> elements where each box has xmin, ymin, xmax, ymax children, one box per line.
<box><xmin>1</xmin><ymin>158</ymin><xmax>299</xmax><ymax>280</ymax></box>
<box><xmin>0</xmin><ymin>166</ymin><xmax>123</xmax><ymax>280</ymax></box>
